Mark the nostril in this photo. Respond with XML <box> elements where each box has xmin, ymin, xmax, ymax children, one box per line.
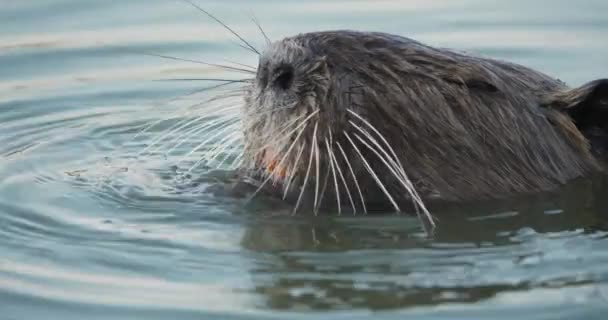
<box><xmin>274</xmin><ymin>66</ymin><xmax>294</xmax><ymax>90</ymax></box>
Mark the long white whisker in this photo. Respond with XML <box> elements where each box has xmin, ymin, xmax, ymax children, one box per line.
<box><xmin>206</xmin><ymin>133</ymin><xmax>243</xmax><ymax>166</ymax></box>
<box><xmin>344</xmin><ymin>131</ymin><xmax>400</xmax><ymax>212</ymax></box>
<box><xmin>183</xmin><ymin>121</ymin><xmax>241</xmax><ymax>169</ymax></box>
<box><xmin>347</xmin><ymin>109</ymin><xmax>406</xmax><ymax>176</ymax></box>
<box><xmin>294</xmin><ymin>140</ymin><xmax>314</xmax><ymax>215</ymax></box>
<box><xmin>283</xmin><ymin>145</ymin><xmax>304</xmax><ymax>199</ymax></box>
<box><xmin>223</xmin><ymin>59</ymin><xmax>257</xmax><ymax>71</ymax></box>
<box><xmin>242</xmin><ymin>105</ymin><xmax>297</xmax><ymax>119</ymax></box>
<box><xmin>139</xmin><ymin>116</ymin><xmax>204</xmax><ymax>155</ymax></box>
<box><xmin>327</xmin><ymin>139</ymin><xmax>354</xmax><ymax>215</ymax></box>
<box><xmin>336</xmin><ymin>141</ymin><xmax>366</xmax><ymax>214</ymax></box>
<box><xmin>148</xmin><ymin>111</ymin><xmax>239</xmax><ymax>156</ymax></box>
<box><xmin>202</xmin><ymin>129</ymin><xmax>241</xmax><ymax>160</ymax></box>
<box><xmin>203</xmin><ymin>126</ymin><xmax>242</xmax><ymax>154</ymax></box>
<box><xmin>251</xmin><ymin>14</ymin><xmax>271</xmax><ymax>45</ymax></box>
<box><xmin>188</xmin><ymin>127</ymin><xmax>240</xmax><ymax>172</ymax></box>
<box><xmin>247</xmin><ymin>123</ymin><xmax>309</xmax><ymax>202</ymax></box>
<box><xmin>230</xmin><ymin>153</ymin><xmax>244</xmax><ymax>170</ymax></box>
<box><xmin>312</xmin><ymin>122</ymin><xmax>320</xmax><ymax>215</ymax></box>
<box><xmin>350</xmin><ymin>122</ymin><xmax>422</xmax><ymax>217</ymax></box>
<box><xmin>242</xmin><ymin>111</ymin><xmax>303</xmax><ymax>143</ymax></box>
<box><xmin>181</xmin><ymin>0</ymin><xmax>260</xmax><ymax>55</ymax></box>
<box><xmin>353</xmin><ymin>131</ymin><xmax>407</xmax><ymax>194</ymax></box>
<box><xmin>248</xmin><ymin>110</ymin><xmax>318</xmax><ymax>155</ymax></box>
<box><xmin>328</xmin><ymin>128</ymin><xmax>351</xmax><ymax>214</ymax></box>
<box><xmin>165</xmin><ymin>116</ymin><xmax>239</xmax><ymax>156</ymax></box>
<box><xmin>209</xmin><ymin>139</ymin><xmax>242</xmax><ymax>170</ymax></box>
<box><xmin>182</xmin><ymin>119</ymin><xmax>239</xmax><ymax>157</ymax></box>
<box><xmin>325</xmin><ymin>138</ymin><xmax>342</xmax><ymax>215</ymax></box>
<box><xmin>139</xmin><ymin>103</ymin><xmax>240</xmax><ymax>155</ymax></box>
<box><xmin>349</xmin><ymin>116</ymin><xmax>434</xmax><ymax>228</ymax></box>
<box><xmin>350</xmin><ymin>120</ymin><xmax>402</xmax><ymax>171</ymax></box>
<box><xmin>315</xmin><ymin>167</ymin><xmax>331</xmax><ymax>212</ymax></box>
<box><xmin>127</xmin><ymin>82</ymin><xmax>243</xmax><ymax>143</ymax></box>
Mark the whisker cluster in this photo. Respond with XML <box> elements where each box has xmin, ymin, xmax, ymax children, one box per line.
<box><xmin>112</xmin><ymin>2</ymin><xmax>437</xmax><ymax>234</ymax></box>
<box><xmin>241</xmin><ymin>104</ymin><xmax>434</xmax><ymax>229</ymax></box>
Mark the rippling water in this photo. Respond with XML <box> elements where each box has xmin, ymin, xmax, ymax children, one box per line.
<box><xmin>1</xmin><ymin>1</ymin><xmax>608</xmax><ymax>319</ymax></box>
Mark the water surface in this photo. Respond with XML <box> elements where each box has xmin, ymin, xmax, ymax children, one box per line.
<box><xmin>1</xmin><ymin>1</ymin><xmax>608</xmax><ymax>319</ymax></box>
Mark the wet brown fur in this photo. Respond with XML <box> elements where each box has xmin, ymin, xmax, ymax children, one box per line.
<box><xmin>241</xmin><ymin>30</ymin><xmax>608</xmax><ymax>209</ymax></box>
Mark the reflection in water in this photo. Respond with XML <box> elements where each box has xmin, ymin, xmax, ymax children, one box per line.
<box><xmin>242</xmin><ymin>175</ymin><xmax>608</xmax><ymax>310</ymax></box>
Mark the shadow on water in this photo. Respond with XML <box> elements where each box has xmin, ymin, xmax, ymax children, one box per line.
<box><xmin>240</xmin><ymin>174</ymin><xmax>608</xmax><ymax>310</ymax></box>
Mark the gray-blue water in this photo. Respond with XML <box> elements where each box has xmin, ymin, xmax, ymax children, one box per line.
<box><xmin>1</xmin><ymin>1</ymin><xmax>608</xmax><ymax>319</ymax></box>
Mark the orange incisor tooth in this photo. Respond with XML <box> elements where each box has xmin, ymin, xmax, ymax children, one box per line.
<box><xmin>267</xmin><ymin>159</ymin><xmax>286</xmax><ymax>178</ymax></box>
<box><xmin>267</xmin><ymin>159</ymin><xmax>277</xmax><ymax>171</ymax></box>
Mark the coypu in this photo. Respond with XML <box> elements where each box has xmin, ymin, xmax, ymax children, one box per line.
<box><xmin>235</xmin><ymin>30</ymin><xmax>608</xmax><ymax>221</ymax></box>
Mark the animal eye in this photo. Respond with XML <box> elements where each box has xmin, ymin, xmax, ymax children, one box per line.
<box><xmin>273</xmin><ymin>66</ymin><xmax>294</xmax><ymax>90</ymax></box>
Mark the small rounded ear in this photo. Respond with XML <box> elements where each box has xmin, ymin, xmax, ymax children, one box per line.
<box><xmin>543</xmin><ymin>79</ymin><xmax>608</xmax><ymax>129</ymax></box>
<box><xmin>543</xmin><ymin>79</ymin><xmax>608</xmax><ymax>160</ymax></box>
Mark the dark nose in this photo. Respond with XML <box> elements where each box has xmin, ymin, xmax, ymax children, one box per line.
<box><xmin>273</xmin><ymin>65</ymin><xmax>294</xmax><ymax>90</ymax></box>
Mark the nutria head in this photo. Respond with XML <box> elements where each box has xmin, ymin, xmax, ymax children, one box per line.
<box><xmin>241</xmin><ymin>31</ymin><xmax>433</xmax><ymax>217</ymax></box>
<box><xmin>239</xmin><ymin>30</ymin><xmax>604</xmax><ymax>218</ymax></box>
